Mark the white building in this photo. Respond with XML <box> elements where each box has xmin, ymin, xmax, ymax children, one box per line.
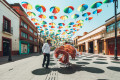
<box><xmin>0</xmin><ymin>0</ymin><xmax>20</xmax><ymax>56</ymax></box>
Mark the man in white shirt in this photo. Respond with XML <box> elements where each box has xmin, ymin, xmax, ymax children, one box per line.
<box><xmin>42</xmin><ymin>40</ymin><xmax>51</xmax><ymax>68</ymax></box>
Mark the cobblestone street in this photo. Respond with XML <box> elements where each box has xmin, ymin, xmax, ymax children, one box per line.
<box><xmin>0</xmin><ymin>52</ymin><xmax>120</xmax><ymax>80</ymax></box>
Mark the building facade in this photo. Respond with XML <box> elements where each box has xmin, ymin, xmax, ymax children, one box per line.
<box><xmin>11</xmin><ymin>3</ymin><xmax>39</xmax><ymax>54</ymax></box>
<box><xmin>73</xmin><ymin>36</ymin><xmax>81</xmax><ymax>46</ymax></box>
<box><xmin>104</xmin><ymin>13</ymin><xmax>120</xmax><ymax>55</ymax></box>
<box><xmin>77</xmin><ymin>13</ymin><xmax>120</xmax><ymax>56</ymax></box>
<box><xmin>0</xmin><ymin>0</ymin><xmax>20</xmax><ymax>57</ymax></box>
<box><xmin>77</xmin><ymin>26</ymin><xmax>106</xmax><ymax>54</ymax></box>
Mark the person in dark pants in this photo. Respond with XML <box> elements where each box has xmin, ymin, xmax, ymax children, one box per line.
<box><xmin>42</xmin><ymin>39</ymin><xmax>51</xmax><ymax>68</ymax></box>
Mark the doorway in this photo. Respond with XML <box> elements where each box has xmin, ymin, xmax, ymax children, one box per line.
<box><xmin>89</xmin><ymin>41</ymin><xmax>94</xmax><ymax>53</ymax></box>
<box><xmin>3</xmin><ymin>38</ymin><xmax>11</xmax><ymax>56</ymax></box>
<box><xmin>83</xmin><ymin>45</ymin><xmax>85</xmax><ymax>52</ymax></box>
<box><xmin>29</xmin><ymin>44</ymin><xmax>34</xmax><ymax>53</ymax></box>
<box><xmin>99</xmin><ymin>41</ymin><xmax>103</xmax><ymax>53</ymax></box>
<box><xmin>108</xmin><ymin>39</ymin><xmax>120</xmax><ymax>55</ymax></box>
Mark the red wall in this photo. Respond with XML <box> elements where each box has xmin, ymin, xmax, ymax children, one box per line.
<box><xmin>108</xmin><ymin>40</ymin><xmax>120</xmax><ymax>56</ymax></box>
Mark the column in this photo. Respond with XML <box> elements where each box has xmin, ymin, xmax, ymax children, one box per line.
<box><xmin>85</xmin><ymin>42</ymin><xmax>89</xmax><ymax>53</ymax></box>
<box><xmin>94</xmin><ymin>40</ymin><xmax>98</xmax><ymax>54</ymax></box>
<box><xmin>104</xmin><ymin>40</ymin><xmax>108</xmax><ymax>55</ymax></box>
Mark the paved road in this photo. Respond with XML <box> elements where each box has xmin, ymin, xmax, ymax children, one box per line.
<box><xmin>0</xmin><ymin>52</ymin><xmax>120</xmax><ymax>80</ymax></box>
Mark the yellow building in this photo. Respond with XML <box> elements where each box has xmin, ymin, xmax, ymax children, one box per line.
<box><xmin>73</xmin><ymin>36</ymin><xmax>82</xmax><ymax>46</ymax></box>
<box><xmin>77</xmin><ymin>13</ymin><xmax>120</xmax><ymax>55</ymax></box>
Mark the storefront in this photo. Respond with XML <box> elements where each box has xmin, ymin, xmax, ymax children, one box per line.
<box><xmin>88</xmin><ymin>41</ymin><xmax>94</xmax><ymax>53</ymax></box>
<box><xmin>107</xmin><ymin>39</ymin><xmax>120</xmax><ymax>55</ymax></box>
<box><xmin>98</xmin><ymin>40</ymin><xmax>104</xmax><ymax>54</ymax></box>
<box><xmin>19</xmin><ymin>40</ymin><xmax>38</xmax><ymax>54</ymax></box>
<box><xmin>79</xmin><ymin>44</ymin><xmax>85</xmax><ymax>52</ymax></box>
<box><xmin>19</xmin><ymin>40</ymin><xmax>29</xmax><ymax>54</ymax></box>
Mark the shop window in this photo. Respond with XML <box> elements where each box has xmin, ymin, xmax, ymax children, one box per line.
<box><xmin>3</xmin><ymin>16</ymin><xmax>11</xmax><ymax>33</ymax></box>
<box><xmin>29</xmin><ymin>36</ymin><xmax>33</xmax><ymax>41</ymax></box>
<box><xmin>21</xmin><ymin>32</ymin><xmax>28</xmax><ymax>39</ymax></box>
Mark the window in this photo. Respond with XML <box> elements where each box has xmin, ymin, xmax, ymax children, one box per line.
<box><xmin>29</xmin><ymin>36</ymin><xmax>33</xmax><ymax>41</ymax></box>
<box><xmin>34</xmin><ymin>32</ymin><xmax>37</xmax><ymax>36</ymax></box>
<box><xmin>29</xmin><ymin>28</ymin><xmax>33</xmax><ymax>33</ymax></box>
<box><xmin>21</xmin><ymin>32</ymin><xmax>28</xmax><ymax>39</ymax></box>
<box><xmin>34</xmin><ymin>39</ymin><xmax>37</xmax><ymax>42</ymax></box>
<box><xmin>3</xmin><ymin>16</ymin><xmax>11</xmax><ymax>33</ymax></box>
<box><xmin>118</xmin><ymin>21</ymin><xmax>120</xmax><ymax>28</ymax></box>
<box><xmin>21</xmin><ymin>21</ymin><xmax>24</xmax><ymax>26</ymax></box>
<box><xmin>106</xmin><ymin>20</ymin><xmax>120</xmax><ymax>32</ymax></box>
<box><xmin>21</xmin><ymin>21</ymin><xmax>27</xmax><ymax>29</ymax></box>
<box><xmin>24</xmin><ymin>23</ymin><xmax>27</xmax><ymax>29</ymax></box>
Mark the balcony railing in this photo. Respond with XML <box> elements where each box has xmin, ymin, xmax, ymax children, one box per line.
<box><xmin>2</xmin><ymin>24</ymin><xmax>13</xmax><ymax>35</ymax></box>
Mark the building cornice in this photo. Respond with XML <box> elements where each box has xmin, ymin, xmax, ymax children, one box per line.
<box><xmin>0</xmin><ymin>0</ymin><xmax>20</xmax><ymax>18</ymax></box>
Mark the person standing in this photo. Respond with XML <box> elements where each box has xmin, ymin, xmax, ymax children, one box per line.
<box><xmin>42</xmin><ymin>39</ymin><xmax>51</xmax><ymax>68</ymax></box>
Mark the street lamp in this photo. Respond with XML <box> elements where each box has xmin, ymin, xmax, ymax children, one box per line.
<box><xmin>113</xmin><ymin>0</ymin><xmax>118</xmax><ymax>60</ymax></box>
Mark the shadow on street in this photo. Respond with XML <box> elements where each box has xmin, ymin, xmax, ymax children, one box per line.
<box><xmin>0</xmin><ymin>53</ymin><xmax>41</xmax><ymax>65</ymax></box>
<box><xmin>32</xmin><ymin>64</ymin><xmax>105</xmax><ymax>75</ymax></box>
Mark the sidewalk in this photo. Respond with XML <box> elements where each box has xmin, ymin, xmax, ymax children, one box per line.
<box><xmin>0</xmin><ymin>53</ymin><xmax>41</xmax><ymax>65</ymax></box>
<box><xmin>0</xmin><ymin>52</ymin><xmax>120</xmax><ymax>80</ymax></box>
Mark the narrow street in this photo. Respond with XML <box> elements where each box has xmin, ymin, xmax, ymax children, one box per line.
<box><xmin>0</xmin><ymin>52</ymin><xmax>120</xmax><ymax>80</ymax></box>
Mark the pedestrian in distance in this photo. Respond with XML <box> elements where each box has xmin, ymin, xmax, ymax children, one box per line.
<box><xmin>42</xmin><ymin>39</ymin><xmax>51</xmax><ymax>69</ymax></box>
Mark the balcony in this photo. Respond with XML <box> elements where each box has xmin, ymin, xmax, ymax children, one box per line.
<box><xmin>20</xmin><ymin>26</ymin><xmax>38</xmax><ymax>39</ymax></box>
<box><xmin>2</xmin><ymin>26</ymin><xmax>13</xmax><ymax>36</ymax></box>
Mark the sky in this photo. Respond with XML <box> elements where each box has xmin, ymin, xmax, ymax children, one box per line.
<box><xmin>6</xmin><ymin>0</ymin><xmax>120</xmax><ymax>39</ymax></box>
